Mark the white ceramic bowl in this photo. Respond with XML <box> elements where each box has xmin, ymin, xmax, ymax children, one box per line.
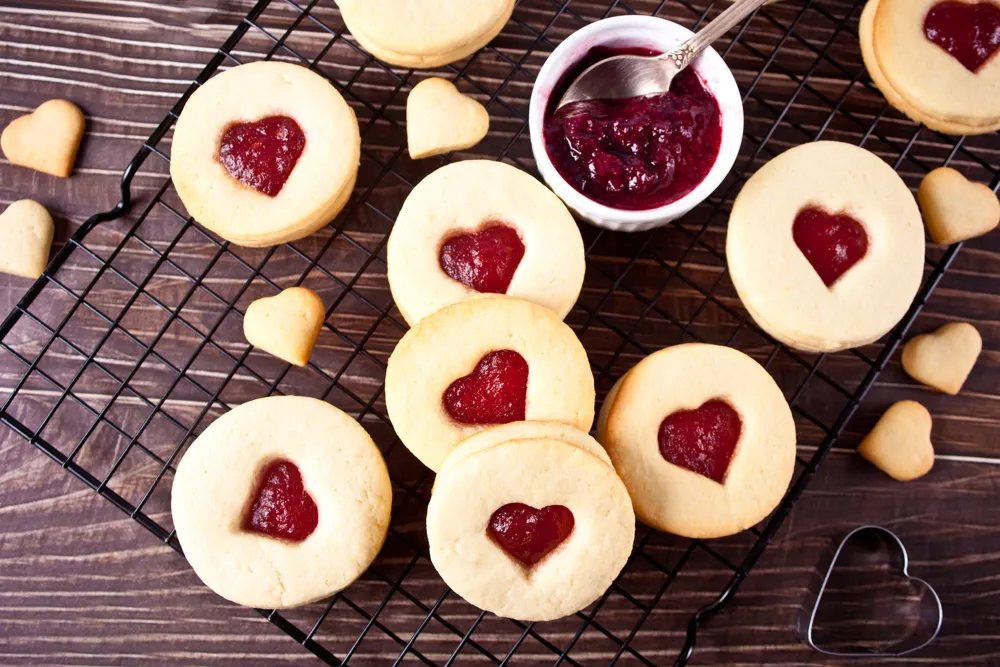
<box><xmin>529</xmin><ymin>15</ymin><xmax>744</xmax><ymax>232</ymax></box>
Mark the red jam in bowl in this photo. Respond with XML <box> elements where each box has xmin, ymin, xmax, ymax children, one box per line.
<box><xmin>543</xmin><ymin>47</ymin><xmax>723</xmax><ymax>211</ymax></box>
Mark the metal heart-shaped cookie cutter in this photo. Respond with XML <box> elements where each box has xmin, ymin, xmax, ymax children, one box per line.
<box><xmin>804</xmin><ymin>525</ymin><xmax>943</xmax><ymax>657</ymax></box>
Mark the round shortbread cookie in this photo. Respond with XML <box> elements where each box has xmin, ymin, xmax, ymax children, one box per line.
<box><xmin>427</xmin><ymin>438</ymin><xmax>634</xmax><ymax>621</ymax></box>
<box><xmin>598</xmin><ymin>344</ymin><xmax>796</xmax><ymax>539</ymax></box>
<box><xmin>860</xmin><ymin>0</ymin><xmax>1000</xmax><ymax>136</ymax></box>
<box><xmin>170</xmin><ymin>62</ymin><xmax>360</xmax><ymax>247</ymax></box>
<box><xmin>726</xmin><ymin>141</ymin><xmax>924</xmax><ymax>353</ymax></box>
<box><xmin>872</xmin><ymin>0</ymin><xmax>1000</xmax><ymax>128</ymax></box>
<box><xmin>438</xmin><ymin>421</ymin><xmax>612</xmax><ymax>481</ymax></box>
<box><xmin>336</xmin><ymin>0</ymin><xmax>514</xmax><ymax>68</ymax></box>
<box><xmin>387</xmin><ymin>160</ymin><xmax>585</xmax><ymax>326</ymax></box>
<box><xmin>171</xmin><ymin>396</ymin><xmax>392</xmax><ymax>609</ymax></box>
<box><xmin>385</xmin><ymin>297</ymin><xmax>595</xmax><ymax>472</ymax></box>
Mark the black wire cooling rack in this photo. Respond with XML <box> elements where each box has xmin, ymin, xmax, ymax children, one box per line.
<box><xmin>1</xmin><ymin>0</ymin><xmax>996</xmax><ymax>664</ymax></box>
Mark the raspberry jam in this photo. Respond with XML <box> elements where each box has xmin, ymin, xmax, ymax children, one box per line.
<box><xmin>543</xmin><ymin>47</ymin><xmax>723</xmax><ymax>210</ymax></box>
<box><xmin>219</xmin><ymin>115</ymin><xmax>306</xmax><ymax>197</ymax></box>
<box><xmin>658</xmin><ymin>400</ymin><xmax>741</xmax><ymax>484</ymax></box>
<box><xmin>444</xmin><ymin>350</ymin><xmax>528</xmax><ymax>425</ymax></box>
<box><xmin>440</xmin><ymin>224</ymin><xmax>526</xmax><ymax>294</ymax></box>
<box><xmin>924</xmin><ymin>1</ymin><xmax>1000</xmax><ymax>73</ymax></box>
<box><xmin>792</xmin><ymin>207</ymin><xmax>869</xmax><ymax>287</ymax></box>
<box><xmin>487</xmin><ymin>502</ymin><xmax>575</xmax><ymax>566</ymax></box>
<box><xmin>242</xmin><ymin>459</ymin><xmax>318</xmax><ymax>542</ymax></box>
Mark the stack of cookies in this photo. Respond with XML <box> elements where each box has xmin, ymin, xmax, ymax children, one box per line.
<box><xmin>860</xmin><ymin>0</ymin><xmax>1000</xmax><ymax>135</ymax></box>
<box><xmin>335</xmin><ymin>0</ymin><xmax>514</xmax><ymax>68</ymax></box>
<box><xmin>428</xmin><ymin>422</ymin><xmax>635</xmax><ymax>622</ymax></box>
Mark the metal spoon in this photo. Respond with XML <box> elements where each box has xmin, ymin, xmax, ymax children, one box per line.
<box><xmin>556</xmin><ymin>0</ymin><xmax>772</xmax><ymax>110</ymax></box>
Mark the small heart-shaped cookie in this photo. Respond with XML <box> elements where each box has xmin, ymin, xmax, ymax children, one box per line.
<box><xmin>0</xmin><ymin>200</ymin><xmax>54</xmax><ymax>279</ymax></box>
<box><xmin>243</xmin><ymin>287</ymin><xmax>325</xmax><ymax>367</ymax></box>
<box><xmin>1</xmin><ymin>100</ymin><xmax>85</xmax><ymax>178</ymax></box>
<box><xmin>918</xmin><ymin>167</ymin><xmax>999</xmax><ymax>245</ymax></box>
<box><xmin>902</xmin><ymin>322</ymin><xmax>981</xmax><ymax>395</ymax></box>
<box><xmin>858</xmin><ymin>401</ymin><xmax>934</xmax><ymax>482</ymax></box>
<box><xmin>407</xmin><ymin>78</ymin><xmax>489</xmax><ymax>159</ymax></box>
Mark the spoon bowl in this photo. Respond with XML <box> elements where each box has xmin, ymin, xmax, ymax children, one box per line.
<box><xmin>556</xmin><ymin>0</ymin><xmax>770</xmax><ymax>111</ymax></box>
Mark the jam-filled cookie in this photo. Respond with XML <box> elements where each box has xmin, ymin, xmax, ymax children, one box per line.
<box><xmin>859</xmin><ymin>0</ymin><xmax>1000</xmax><ymax>135</ymax></box>
<box><xmin>726</xmin><ymin>141</ymin><xmax>924</xmax><ymax>353</ymax></box>
<box><xmin>170</xmin><ymin>62</ymin><xmax>360</xmax><ymax>247</ymax></box>
<box><xmin>427</xmin><ymin>437</ymin><xmax>634</xmax><ymax>621</ymax></box>
<box><xmin>385</xmin><ymin>297</ymin><xmax>595</xmax><ymax>472</ymax></box>
<box><xmin>866</xmin><ymin>0</ymin><xmax>1000</xmax><ymax>134</ymax></box>
<box><xmin>387</xmin><ymin>160</ymin><xmax>584</xmax><ymax>326</ymax></box>
<box><xmin>171</xmin><ymin>396</ymin><xmax>391</xmax><ymax>609</ymax></box>
<box><xmin>336</xmin><ymin>0</ymin><xmax>514</xmax><ymax>68</ymax></box>
<box><xmin>598</xmin><ymin>344</ymin><xmax>796</xmax><ymax>539</ymax></box>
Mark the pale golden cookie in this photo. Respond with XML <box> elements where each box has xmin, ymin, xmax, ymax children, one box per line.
<box><xmin>387</xmin><ymin>160</ymin><xmax>584</xmax><ymax>326</ymax></box>
<box><xmin>427</xmin><ymin>438</ymin><xmax>634</xmax><ymax>621</ymax></box>
<box><xmin>858</xmin><ymin>400</ymin><xmax>934</xmax><ymax>482</ymax></box>
<box><xmin>918</xmin><ymin>167</ymin><xmax>1000</xmax><ymax>245</ymax></box>
<box><xmin>599</xmin><ymin>344</ymin><xmax>796</xmax><ymax>539</ymax></box>
<box><xmin>727</xmin><ymin>141</ymin><xmax>925</xmax><ymax>353</ymax></box>
<box><xmin>438</xmin><ymin>421</ymin><xmax>612</xmax><ymax>482</ymax></box>
<box><xmin>170</xmin><ymin>61</ymin><xmax>360</xmax><ymax>247</ymax></box>
<box><xmin>873</xmin><ymin>0</ymin><xmax>1000</xmax><ymax>129</ymax></box>
<box><xmin>336</xmin><ymin>0</ymin><xmax>514</xmax><ymax>68</ymax></box>
<box><xmin>859</xmin><ymin>0</ymin><xmax>1000</xmax><ymax>135</ymax></box>
<box><xmin>244</xmin><ymin>287</ymin><xmax>325</xmax><ymax>367</ymax></box>
<box><xmin>0</xmin><ymin>200</ymin><xmax>54</xmax><ymax>279</ymax></box>
<box><xmin>1</xmin><ymin>99</ymin><xmax>84</xmax><ymax>178</ymax></box>
<box><xmin>407</xmin><ymin>78</ymin><xmax>489</xmax><ymax>159</ymax></box>
<box><xmin>385</xmin><ymin>297</ymin><xmax>595</xmax><ymax>472</ymax></box>
<box><xmin>171</xmin><ymin>396</ymin><xmax>392</xmax><ymax>609</ymax></box>
<box><xmin>902</xmin><ymin>322</ymin><xmax>982</xmax><ymax>395</ymax></box>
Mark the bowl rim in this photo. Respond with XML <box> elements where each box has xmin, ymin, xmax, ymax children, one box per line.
<box><xmin>528</xmin><ymin>14</ymin><xmax>745</xmax><ymax>228</ymax></box>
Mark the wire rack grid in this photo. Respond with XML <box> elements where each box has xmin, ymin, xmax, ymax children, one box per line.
<box><xmin>0</xmin><ymin>0</ymin><xmax>994</xmax><ymax>664</ymax></box>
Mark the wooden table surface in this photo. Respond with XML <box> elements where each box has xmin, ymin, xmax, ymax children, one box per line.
<box><xmin>1</xmin><ymin>1</ymin><xmax>999</xmax><ymax>665</ymax></box>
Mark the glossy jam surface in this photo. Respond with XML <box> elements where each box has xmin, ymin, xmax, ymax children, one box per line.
<box><xmin>444</xmin><ymin>350</ymin><xmax>528</xmax><ymax>424</ymax></box>
<box><xmin>242</xmin><ymin>459</ymin><xmax>318</xmax><ymax>542</ymax></box>
<box><xmin>440</xmin><ymin>224</ymin><xmax>526</xmax><ymax>294</ymax></box>
<box><xmin>488</xmin><ymin>502</ymin><xmax>575</xmax><ymax>566</ymax></box>
<box><xmin>543</xmin><ymin>47</ymin><xmax>723</xmax><ymax>211</ymax></box>
<box><xmin>658</xmin><ymin>400</ymin><xmax>741</xmax><ymax>484</ymax></box>
<box><xmin>924</xmin><ymin>1</ymin><xmax>1000</xmax><ymax>72</ymax></box>
<box><xmin>792</xmin><ymin>207</ymin><xmax>869</xmax><ymax>288</ymax></box>
<box><xmin>219</xmin><ymin>115</ymin><xmax>306</xmax><ymax>197</ymax></box>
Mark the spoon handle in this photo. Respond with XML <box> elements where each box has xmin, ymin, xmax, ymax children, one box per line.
<box><xmin>661</xmin><ymin>0</ymin><xmax>773</xmax><ymax>70</ymax></box>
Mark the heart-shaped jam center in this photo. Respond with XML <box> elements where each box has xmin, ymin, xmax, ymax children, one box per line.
<box><xmin>658</xmin><ymin>400</ymin><xmax>742</xmax><ymax>483</ymax></box>
<box><xmin>439</xmin><ymin>223</ymin><xmax>525</xmax><ymax>294</ymax></box>
<box><xmin>488</xmin><ymin>502</ymin><xmax>575</xmax><ymax>566</ymax></box>
<box><xmin>242</xmin><ymin>459</ymin><xmax>318</xmax><ymax>542</ymax></box>
<box><xmin>219</xmin><ymin>115</ymin><xmax>306</xmax><ymax>197</ymax></box>
<box><xmin>792</xmin><ymin>206</ymin><xmax>869</xmax><ymax>287</ymax></box>
<box><xmin>444</xmin><ymin>350</ymin><xmax>528</xmax><ymax>424</ymax></box>
<box><xmin>924</xmin><ymin>1</ymin><xmax>1000</xmax><ymax>73</ymax></box>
